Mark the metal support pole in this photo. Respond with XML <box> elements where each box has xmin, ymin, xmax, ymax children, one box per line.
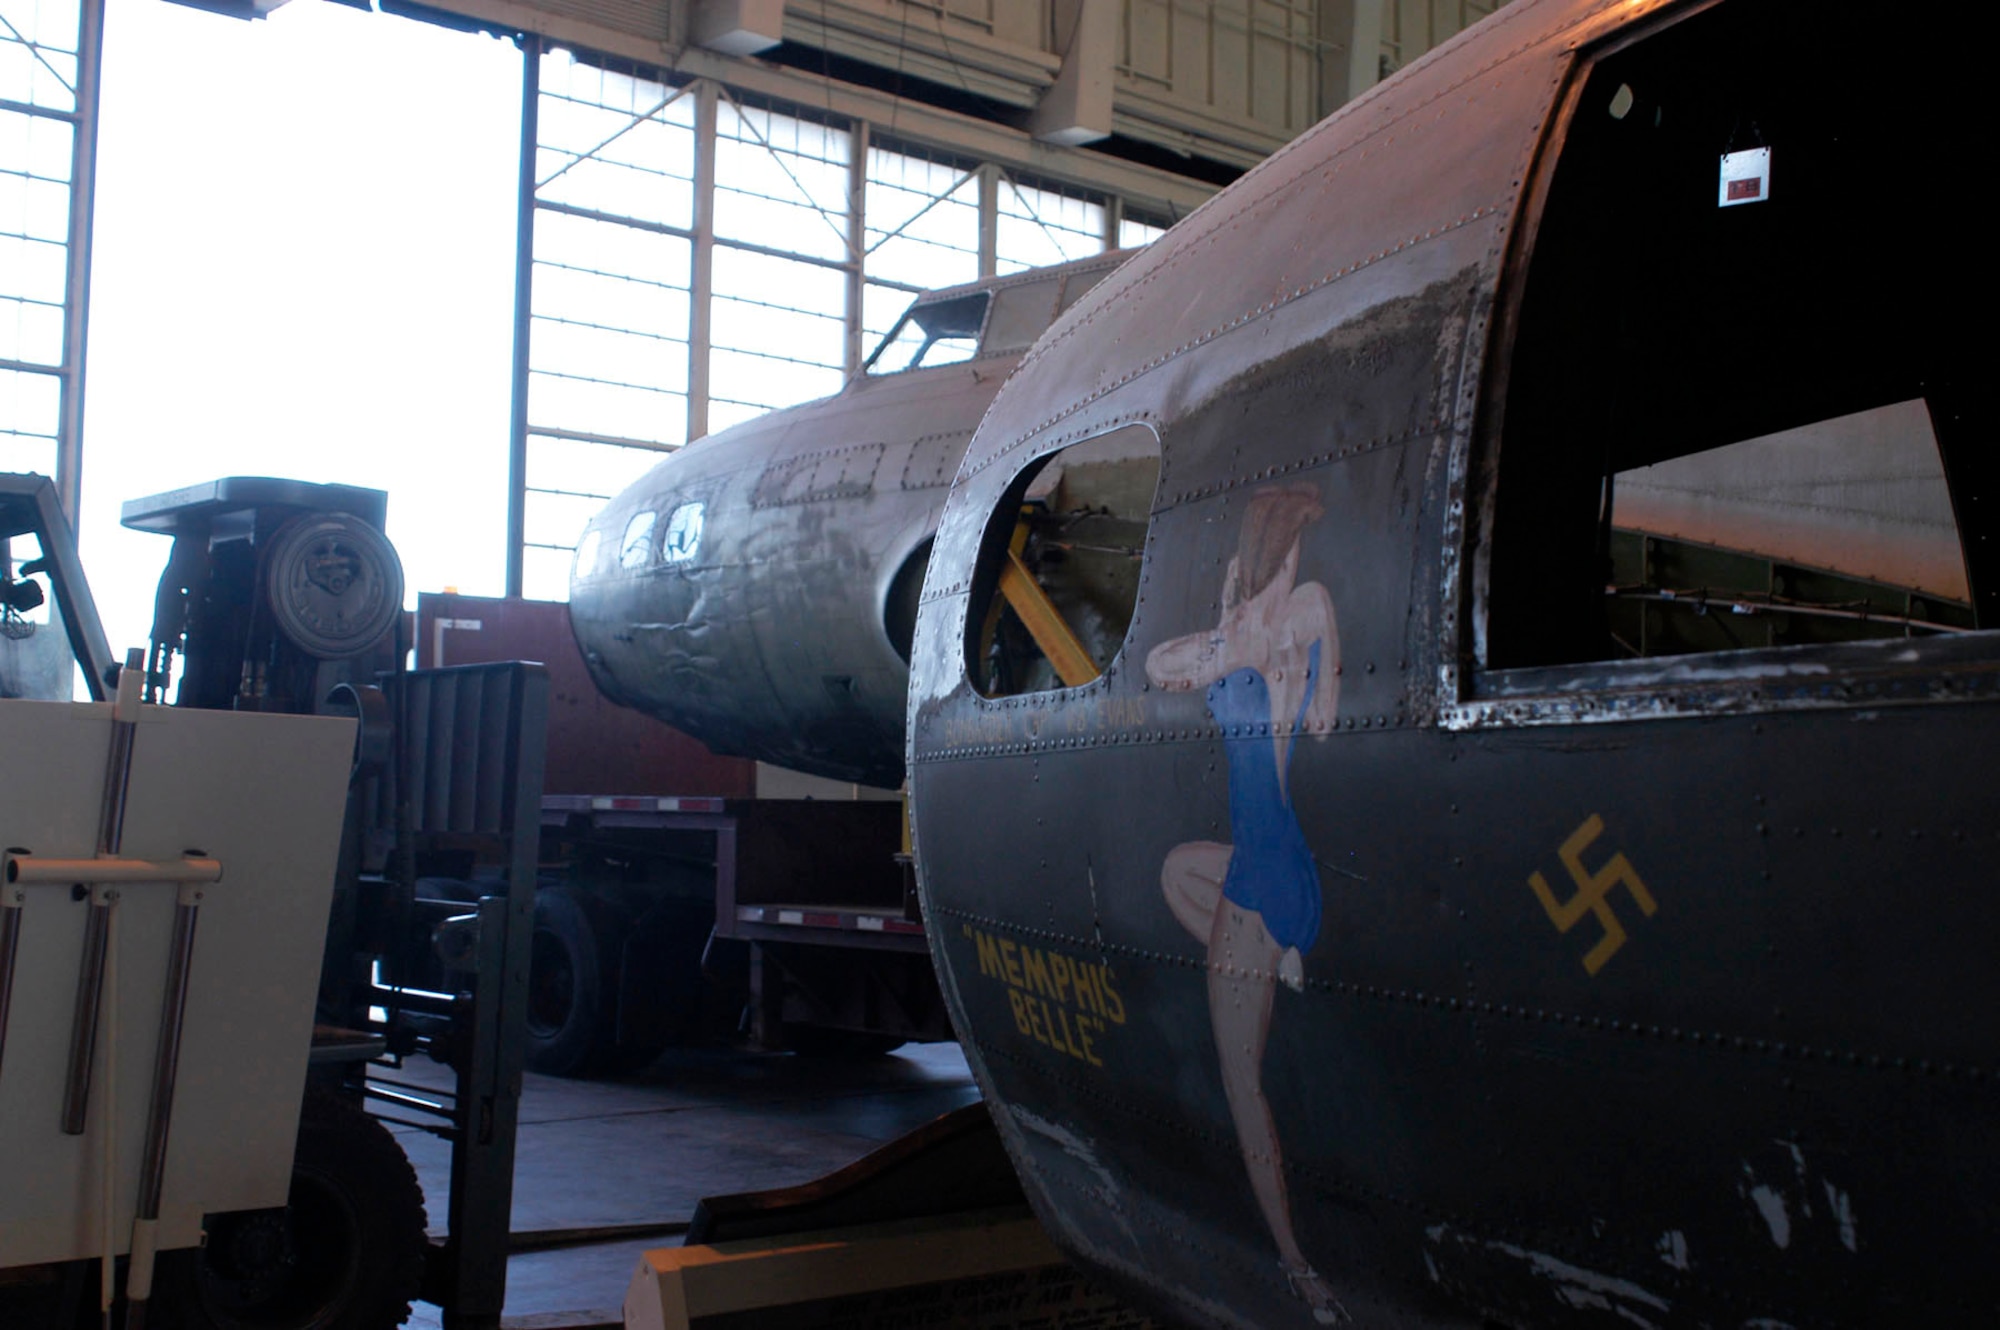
<box><xmin>504</xmin><ymin>38</ymin><xmax>541</xmax><ymax>601</ymax></box>
<box><xmin>977</xmin><ymin>163</ymin><xmax>1000</xmax><ymax>278</ymax></box>
<box><xmin>687</xmin><ymin>81</ymin><xmax>719</xmax><ymax>444</ymax></box>
<box><xmin>60</xmin><ymin>893</ymin><xmax>110</xmax><ymax>1136</ymax></box>
<box><xmin>1316</xmin><ymin>0</ymin><xmax>1384</xmax><ymax>114</ymax></box>
<box><xmin>54</xmin><ymin>0</ymin><xmax>105</xmax><ymax>527</ymax></box>
<box><xmin>844</xmin><ymin>121</ymin><xmax>869</xmax><ymax>378</ymax></box>
<box><xmin>62</xmin><ymin>648</ymin><xmax>144</xmax><ymax>1135</ymax></box>
<box><xmin>122</xmin><ymin>881</ymin><xmax>210</xmax><ymax>1330</ymax></box>
<box><xmin>0</xmin><ymin>887</ymin><xmax>20</xmax><ymax>1079</ymax></box>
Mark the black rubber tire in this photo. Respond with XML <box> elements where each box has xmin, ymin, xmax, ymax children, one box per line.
<box><xmin>156</xmin><ymin>1091</ymin><xmax>427</xmax><ymax>1330</ymax></box>
<box><xmin>524</xmin><ymin>888</ymin><xmax>614</xmax><ymax>1077</ymax></box>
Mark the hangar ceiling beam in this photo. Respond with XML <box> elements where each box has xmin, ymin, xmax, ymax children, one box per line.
<box><xmin>781</xmin><ymin>1</ymin><xmax>1315</xmax><ymax>168</ymax></box>
<box><xmin>411</xmin><ymin>1</ymin><xmax>1515</xmax><ymax>188</ymax></box>
<box><xmin>1028</xmin><ymin>1</ymin><xmax>1117</xmax><ymax>147</ymax></box>
<box><xmin>393</xmin><ymin>0</ymin><xmax>1221</xmax><ymax>216</ymax></box>
<box><xmin>1315</xmin><ymin>0</ymin><xmax>1383</xmax><ymax>112</ymax></box>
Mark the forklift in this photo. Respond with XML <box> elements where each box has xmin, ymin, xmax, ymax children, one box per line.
<box><xmin>0</xmin><ymin>473</ymin><xmax>546</xmax><ymax>1330</ymax></box>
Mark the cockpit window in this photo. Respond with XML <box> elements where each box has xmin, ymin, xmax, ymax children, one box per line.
<box><xmin>966</xmin><ymin>425</ymin><xmax>1161</xmax><ymax>697</ymax></box>
<box><xmin>981</xmin><ymin>277</ymin><xmax>1063</xmax><ymax>355</ymax></box>
<box><xmin>1056</xmin><ymin>264</ymin><xmax>1113</xmax><ymax>315</ymax></box>
<box><xmin>618</xmin><ymin>510</ymin><xmax>656</xmax><ymax>570</ymax></box>
<box><xmin>865</xmin><ymin>292</ymin><xmax>990</xmax><ymax>375</ymax></box>
<box><xmin>1481</xmin><ymin>0</ymin><xmax>1979</xmax><ymax>672</ymax></box>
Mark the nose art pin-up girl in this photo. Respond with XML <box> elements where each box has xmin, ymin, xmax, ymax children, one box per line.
<box><xmin>1145</xmin><ymin>482</ymin><xmax>1342</xmax><ymax>1323</ymax></box>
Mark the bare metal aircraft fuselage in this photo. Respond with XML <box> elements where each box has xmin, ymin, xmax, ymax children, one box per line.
<box><xmin>570</xmin><ymin>254</ymin><xmax>1128</xmax><ymax>787</ymax></box>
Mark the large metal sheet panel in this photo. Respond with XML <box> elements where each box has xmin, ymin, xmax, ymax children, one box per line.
<box><xmin>0</xmin><ymin>702</ymin><xmax>354</xmax><ymax>1266</ymax></box>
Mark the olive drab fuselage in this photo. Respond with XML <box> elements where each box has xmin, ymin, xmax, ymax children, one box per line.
<box><xmin>907</xmin><ymin>1</ymin><xmax>1997</xmax><ymax>1326</ymax></box>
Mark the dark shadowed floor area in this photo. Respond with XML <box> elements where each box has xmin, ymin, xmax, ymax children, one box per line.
<box><xmin>386</xmin><ymin>1042</ymin><xmax>980</xmax><ymax>1329</ymax></box>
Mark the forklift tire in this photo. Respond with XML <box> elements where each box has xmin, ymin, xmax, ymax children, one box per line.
<box><xmin>524</xmin><ymin>888</ymin><xmax>615</xmax><ymax>1077</ymax></box>
<box><xmin>156</xmin><ymin>1090</ymin><xmax>427</xmax><ymax>1330</ymax></box>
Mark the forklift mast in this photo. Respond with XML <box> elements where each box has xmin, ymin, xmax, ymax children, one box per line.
<box><xmin>116</xmin><ymin>476</ymin><xmax>546</xmax><ymax>1330</ymax></box>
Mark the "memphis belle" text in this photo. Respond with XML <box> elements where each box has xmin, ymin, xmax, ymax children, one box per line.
<box><xmin>966</xmin><ymin>925</ymin><xmax>1126</xmax><ymax>1066</ymax></box>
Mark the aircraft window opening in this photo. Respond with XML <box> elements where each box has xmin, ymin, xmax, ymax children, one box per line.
<box><xmin>884</xmin><ymin>538</ymin><xmax>933</xmax><ymax>666</ymax></box>
<box><xmin>618</xmin><ymin>510</ymin><xmax>657</xmax><ymax>570</ymax></box>
<box><xmin>1480</xmin><ymin>0</ymin><xmax>1981</xmax><ymax>674</ymax></box>
<box><xmin>661</xmin><ymin>501</ymin><xmax>705</xmax><ymax>564</ymax></box>
<box><xmin>965</xmin><ymin>426</ymin><xmax>1161</xmax><ymax>698</ymax></box>
<box><xmin>981</xmin><ymin>276</ymin><xmax>1064</xmax><ymax>356</ymax></box>
<box><xmin>1055</xmin><ymin>263</ymin><xmax>1116</xmax><ymax>316</ymax></box>
<box><xmin>864</xmin><ymin>291</ymin><xmax>991</xmax><ymax>375</ymax></box>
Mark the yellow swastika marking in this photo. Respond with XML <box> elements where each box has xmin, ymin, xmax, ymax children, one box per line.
<box><xmin>1528</xmin><ymin>814</ymin><xmax>1657</xmax><ymax>976</ymax></box>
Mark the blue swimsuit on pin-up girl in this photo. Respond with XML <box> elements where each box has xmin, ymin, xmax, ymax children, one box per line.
<box><xmin>1205</xmin><ymin>640</ymin><xmax>1323</xmax><ymax>951</ymax></box>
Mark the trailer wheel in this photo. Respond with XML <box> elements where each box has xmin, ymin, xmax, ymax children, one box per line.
<box><xmin>524</xmin><ymin>887</ymin><xmax>612</xmax><ymax>1077</ymax></box>
<box><xmin>157</xmin><ymin>1090</ymin><xmax>427</xmax><ymax>1330</ymax></box>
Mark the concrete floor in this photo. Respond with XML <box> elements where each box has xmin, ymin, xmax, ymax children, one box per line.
<box><xmin>382</xmin><ymin>1042</ymin><xmax>980</xmax><ymax>1329</ymax></box>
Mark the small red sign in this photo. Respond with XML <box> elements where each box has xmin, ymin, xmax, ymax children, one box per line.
<box><xmin>1727</xmin><ymin>177</ymin><xmax>1763</xmax><ymax>201</ymax></box>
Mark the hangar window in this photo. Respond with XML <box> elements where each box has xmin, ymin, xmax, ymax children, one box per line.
<box><xmin>996</xmin><ymin>173</ymin><xmax>1106</xmax><ymax>273</ymax></box>
<box><xmin>572</xmin><ymin>528</ymin><xmax>602</xmax><ymax>579</ymax></box>
<box><xmin>965</xmin><ymin>426</ymin><xmax>1161</xmax><ymax>697</ymax></box>
<box><xmin>1116</xmin><ymin>210</ymin><xmax>1170</xmax><ymax>249</ymax></box>
<box><xmin>709</xmin><ymin>94</ymin><xmax>851</xmax><ymax>432</ymax></box>
<box><xmin>1482</xmin><ymin>0</ymin><xmax>1980</xmax><ymax>674</ymax></box>
<box><xmin>618</xmin><ymin>510</ymin><xmax>656</xmax><ymax>570</ymax></box>
<box><xmin>862</xmin><ymin>140</ymin><xmax>983</xmax><ymax>350</ymax></box>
